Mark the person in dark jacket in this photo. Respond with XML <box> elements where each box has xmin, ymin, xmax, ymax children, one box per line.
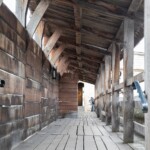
<box><xmin>89</xmin><ymin>97</ymin><xmax>95</xmax><ymax>112</ymax></box>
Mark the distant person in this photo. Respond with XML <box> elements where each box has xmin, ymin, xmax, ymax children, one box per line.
<box><xmin>89</xmin><ymin>97</ymin><xmax>95</xmax><ymax>112</ymax></box>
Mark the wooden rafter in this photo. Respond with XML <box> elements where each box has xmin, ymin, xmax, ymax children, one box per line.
<box><xmin>44</xmin><ymin>29</ymin><xmax>62</xmax><ymax>57</ymax></box>
<box><xmin>108</xmin><ymin>0</ymin><xmax>143</xmax><ymax>51</ymax></box>
<box><xmin>64</xmin><ymin>52</ymin><xmax>104</xmax><ymax>64</ymax></box>
<box><xmin>34</xmin><ymin>21</ymin><xmax>45</xmax><ymax>47</ymax></box>
<box><xmin>74</xmin><ymin>4</ymin><xmax>82</xmax><ymax>68</ymax></box>
<box><xmin>69</xmin><ymin>64</ymin><xmax>97</xmax><ymax>76</ymax></box>
<box><xmin>47</xmin><ymin>21</ymin><xmax>115</xmax><ymax>42</ymax></box>
<box><xmin>27</xmin><ymin>0</ymin><xmax>144</xmax><ymax>84</ymax></box>
<box><xmin>57</xmin><ymin>56</ymin><xmax>68</xmax><ymax>75</ymax></box>
<box><xmin>27</xmin><ymin>0</ymin><xmax>50</xmax><ymax>36</ymax></box>
<box><xmin>60</xmin><ymin>61</ymin><xmax>70</xmax><ymax>76</ymax></box>
<box><xmin>58</xmin><ymin>41</ymin><xmax>111</xmax><ymax>56</ymax></box>
<box><xmin>15</xmin><ymin>0</ymin><xmax>29</xmax><ymax>27</ymax></box>
<box><xmin>50</xmin><ymin>44</ymin><xmax>66</xmax><ymax>65</ymax></box>
<box><xmin>70</xmin><ymin>59</ymin><xmax>99</xmax><ymax>70</ymax></box>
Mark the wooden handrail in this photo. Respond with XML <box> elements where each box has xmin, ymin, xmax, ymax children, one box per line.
<box><xmin>95</xmin><ymin>72</ymin><xmax>144</xmax><ymax>99</ymax></box>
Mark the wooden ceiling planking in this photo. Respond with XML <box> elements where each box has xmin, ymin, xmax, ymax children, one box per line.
<box><xmin>45</xmin><ymin>19</ymin><xmax>116</xmax><ymax>44</ymax></box>
<box><xmin>78</xmin><ymin>1</ymin><xmax>125</xmax><ymax>21</ymax></box>
<box><xmin>64</xmin><ymin>46</ymin><xmax>106</xmax><ymax>59</ymax></box>
<box><xmin>78</xmin><ymin>73</ymin><xmax>96</xmax><ymax>84</ymax></box>
<box><xmin>44</xmin><ymin>13</ymin><xmax>74</xmax><ymax>25</ymax></box>
<box><xmin>82</xmin><ymin>19</ymin><xmax>118</xmax><ymax>34</ymax></box>
<box><xmin>69</xmin><ymin>66</ymin><xmax>97</xmax><ymax>80</ymax></box>
<box><xmin>82</xmin><ymin>36</ymin><xmax>110</xmax><ymax>49</ymax></box>
<box><xmin>64</xmin><ymin>52</ymin><xmax>103</xmax><ymax>65</ymax></box>
<box><xmin>87</xmin><ymin>0</ymin><xmax>128</xmax><ymax>15</ymax></box>
<box><xmin>28</xmin><ymin>0</ymin><xmax>144</xmax><ymax>84</ymax></box>
<box><xmin>94</xmin><ymin>0</ymin><xmax>131</xmax><ymax>8</ymax></box>
<box><xmin>70</xmin><ymin>61</ymin><xmax>98</xmax><ymax>74</ymax></box>
<box><xmin>69</xmin><ymin>57</ymin><xmax>99</xmax><ymax>70</ymax></box>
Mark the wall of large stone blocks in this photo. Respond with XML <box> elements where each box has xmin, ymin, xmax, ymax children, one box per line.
<box><xmin>59</xmin><ymin>73</ymin><xmax>78</xmax><ymax>117</ymax></box>
<box><xmin>0</xmin><ymin>4</ymin><xmax>59</xmax><ymax>150</ymax></box>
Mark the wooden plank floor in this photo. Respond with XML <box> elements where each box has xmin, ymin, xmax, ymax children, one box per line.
<box><xmin>13</xmin><ymin>110</ymin><xmax>145</xmax><ymax>150</ymax></box>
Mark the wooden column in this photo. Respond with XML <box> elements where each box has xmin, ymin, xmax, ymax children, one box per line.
<box><xmin>105</xmin><ymin>55</ymin><xmax>111</xmax><ymax>125</ymax></box>
<box><xmin>98</xmin><ymin>66</ymin><xmax>102</xmax><ymax>119</ymax></box>
<box><xmin>123</xmin><ymin>18</ymin><xmax>134</xmax><ymax>143</ymax></box>
<box><xmin>15</xmin><ymin>0</ymin><xmax>29</xmax><ymax>26</ymax></box>
<box><xmin>100</xmin><ymin>64</ymin><xmax>105</xmax><ymax>122</ymax></box>
<box><xmin>27</xmin><ymin>0</ymin><xmax>50</xmax><ymax>36</ymax></box>
<box><xmin>145</xmin><ymin>0</ymin><xmax>150</xmax><ymax>149</ymax></box>
<box><xmin>96</xmin><ymin>74</ymin><xmax>100</xmax><ymax>117</ymax></box>
<box><xmin>112</xmin><ymin>43</ymin><xmax>120</xmax><ymax>132</ymax></box>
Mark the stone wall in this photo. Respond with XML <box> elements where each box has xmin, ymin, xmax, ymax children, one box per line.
<box><xmin>0</xmin><ymin>4</ymin><xmax>59</xmax><ymax>150</ymax></box>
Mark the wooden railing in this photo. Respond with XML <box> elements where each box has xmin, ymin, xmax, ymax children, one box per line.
<box><xmin>95</xmin><ymin>72</ymin><xmax>144</xmax><ymax>100</ymax></box>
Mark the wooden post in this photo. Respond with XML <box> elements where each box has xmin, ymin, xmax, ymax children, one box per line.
<box><xmin>100</xmin><ymin>64</ymin><xmax>105</xmax><ymax>122</ymax></box>
<box><xmin>112</xmin><ymin>43</ymin><xmax>120</xmax><ymax>132</ymax></box>
<box><xmin>97</xmin><ymin>69</ymin><xmax>102</xmax><ymax>118</ymax></box>
<box><xmin>96</xmin><ymin>74</ymin><xmax>100</xmax><ymax>117</ymax></box>
<box><xmin>105</xmin><ymin>55</ymin><xmax>111</xmax><ymax>125</ymax></box>
<box><xmin>15</xmin><ymin>0</ymin><xmax>29</xmax><ymax>26</ymax></box>
<box><xmin>144</xmin><ymin>0</ymin><xmax>150</xmax><ymax>149</ymax></box>
<box><xmin>27</xmin><ymin>0</ymin><xmax>50</xmax><ymax>36</ymax></box>
<box><xmin>123</xmin><ymin>18</ymin><xmax>134</xmax><ymax>143</ymax></box>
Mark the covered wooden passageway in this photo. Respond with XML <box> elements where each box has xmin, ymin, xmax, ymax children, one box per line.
<box><xmin>0</xmin><ymin>0</ymin><xmax>150</xmax><ymax>149</ymax></box>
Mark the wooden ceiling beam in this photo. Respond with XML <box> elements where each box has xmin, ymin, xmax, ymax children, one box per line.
<box><xmin>108</xmin><ymin>0</ymin><xmax>143</xmax><ymax>52</ymax></box>
<box><xmin>64</xmin><ymin>52</ymin><xmax>104</xmax><ymax>64</ymax></box>
<box><xmin>34</xmin><ymin>21</ymin><xmax>45</xmax><ymax>47</ymax></box>
<box><xmin>79</xmin><ymin>76</ymin><xmax>96</xmax><ymax>83</ymax></box>
<box><xmin>79</xmin><ymin>78</ymin><xmax>95</xmax><ymax>84</ymax></box>
<box><xmin>43</xmin><ymin>29</ymin><xmax>62</xmax><ymax>57</ymax></box>
<box><xmin>57</xmin><ymin>56</ymin><xmax>68</xmax><ymax>75</ymax></box>
<box><xmin>49</xmin><ymin>44</ymin><xmax>66</xmax><ymax>65</ymax></box>
<box><xmin>58</xmin><ymin>40</ymin><xmax>111</xmax><ymax>56</ymax></box>
<box><xmin>87</xmin><ymin>0</ymin><xmax>127</xmax><ymax>15</ymax></box>
<box><xmin>78</xmin><ymin>72</ymin><xmax>97</xmax><ymax>81</ymax></box>
<box><xmin>74</xmin><ymin>5</ymin><xmax>83</xmax><ymax>68</ymax></box>
<box><xmin>70</xmin><ymin>58</ymin><xmax>99</xmax><ymax>70</ymax></box>
<box><xmin>47</xmin><ymin>21</ymin><xmax>115</xmax><ymax>44</ymax></box>
<box><xmin>128</xmin><ymin>0</ymin><xmax>143</xmax><ymax>14</ymax></box>
<box><xmin>69</xmin><ymin>63</ymin><xmax>97</xmax><ymax>76</ymax></box>
<box><xmin>27</xmin><ymin>0</ymin><xmax>50</xmax><ymax>36</ymax></box>
<box><xmin>60</xmin><ymin>61</ymin><xmax>70</xmax><ymax>76</ymax></box>
<box><xmin>56</xmin><ymin>0</ymin><xmax>125</xmax><ymax>20</ymax></box>
<box><xmin>15</xmin><ymin>0</ymin><xmax>29</xmax><ymax>26</ymax></box>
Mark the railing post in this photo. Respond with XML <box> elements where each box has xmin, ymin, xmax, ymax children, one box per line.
<box><xmin>95</xmin><ymin>74</ymin><xmax>100</xmax><ymax>117</ymax></box>
<box><xmin>123</xmin><ymin>18</ymin><xmax>134</xmax><ymax>143</ymax></box>
<box><xmin>144</xmin><ymin>0</ymin><xmax>150</xmax><ymax>149</ymax></box>
<box><xmin>105</xmin><ymin>55</ymin><xmax>111</xmax><ymax>125</ymax></box>
<box><xmin>112</xmin><ymin>43</ymin><xmax>120</xmax><ymax>132</ymax></box>
<box><xmin>100</xmin><ymin>64</ymin><xmax>105</xmax><ymax>121</ymax></box>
